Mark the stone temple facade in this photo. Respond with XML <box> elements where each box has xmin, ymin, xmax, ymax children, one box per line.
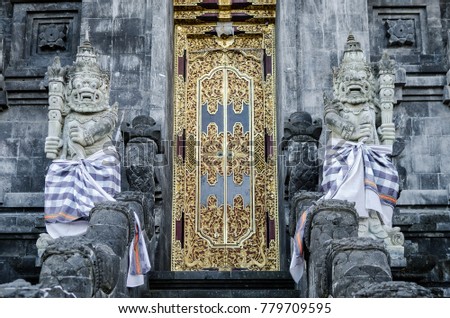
<box><xmin>0</xmin><ymin>0</ymin><xmax>449</xmax><ymax>297</ymax></box>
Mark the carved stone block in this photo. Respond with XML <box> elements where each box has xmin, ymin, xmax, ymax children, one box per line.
<box><xmin>10</xmin><ymin>2</ymin><xmax>81</xmax><ymax>67</ymax></box>
<box><xmin>327</xmin><ymin>237</ymin><xmax>392</xmax><ymax>298</ymax></box>
<box><xmin>353</xmin><ymin>281</ymin><xmax>433</xmax><ymax>297</ymax></box>
<box><xmin>304</xmin><ymin>199</ymin><xmax>359</xmax><ymax>297</ymax></box>
<box><xmin>368</xmin><ymin>4</ymin><xmax>429</xmax><ymax>57</ymax></box>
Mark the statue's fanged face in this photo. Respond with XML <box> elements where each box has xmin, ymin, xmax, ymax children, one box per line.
<box><xmin>336</xmin><ymin>66</ymin><xmax>373</xmax><ymax>105</ymax></box>
<box><xmin>67</xmin><ymin>73</ymin><xmax>109</xmax><ymax>113</ymax></box>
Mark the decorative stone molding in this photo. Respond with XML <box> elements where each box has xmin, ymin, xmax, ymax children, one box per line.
<box><xmin>38</xmin><ymin>23</ymin><xmax>68</xmax><ymax>51</ymax></box>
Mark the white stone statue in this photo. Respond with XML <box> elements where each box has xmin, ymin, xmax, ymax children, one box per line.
<box><xmin>322</xmin><ymin>35</ymin><xmax>404</xmax><ymax>262</ymax></box>
<box><xmin>45</xmin><ymin>37</ymin><xmax>118</xmax><ymax>160</ymax></box>
<box><xmin>43</xmin><ymin>34</ymin><xmax>120</xmax><ymax>239</ymax></box>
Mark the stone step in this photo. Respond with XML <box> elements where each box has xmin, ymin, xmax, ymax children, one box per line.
<box><xmin>144</xmin><ymin>289</ymin><xmax>300</xmax><ymax>298</ymax></box>
<box><xmin>143</xmin><ymin>271</ymin><xmax>298</xmax><ymax>298</ymax></box>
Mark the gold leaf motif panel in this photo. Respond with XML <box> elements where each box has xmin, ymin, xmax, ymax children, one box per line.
<box><xmin>172</xmin><ymin>23</ymin><xmax>278</xmax><ymax>271</ymax></box>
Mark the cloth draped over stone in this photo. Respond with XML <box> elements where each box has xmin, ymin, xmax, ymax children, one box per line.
<box><xmin>127</xmin><ymin>212</ymin><xmax>151</xmax><ymax>287</ymax></box>
<box><xmin>290</xmin><ymin>139</ymin><xmax>399</xmax><ymax>283</ymax></box>
<box><xmin>44</xmin><ymin>148</ymin><xmax>151</xmax><ymax>287</ymax></box>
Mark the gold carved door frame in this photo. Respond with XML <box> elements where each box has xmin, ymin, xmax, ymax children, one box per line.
<box><xmin>172</xmin><ymin>1</ymin><xmax>278</xmax><ymax>271</ymax></box>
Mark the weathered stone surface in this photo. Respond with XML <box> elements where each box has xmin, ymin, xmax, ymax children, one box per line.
<box><xmin>115</xmin><ymin>191</ymin><xmax>155</xmax><ymax>238</ymax></box>
<box><xmin>304</xmin><ymin>200</ymin><xmax>359</xmax><ymax>251</ymax></box>
<box><xmin>397</xmin><ymin>190</ymin><xmax>449</xmax><ymax>206</ymax></box>
<box><xmin>288</xmin><ymin>191</ymin><xmax>322</xmax><ymax>238</ymax></box>
<box><xmin>304</xmin><ymin>199</ymin><xmax>359</xmax><ymax>297</ymax></box>
<box><xmin>0</xmin><ymin>279</ymin><xmax>46</xmax><ymax>298</ymax></box>
<box><xmin>327</xmin><ymin>237</ymin><xmax>392</xmax><ymax>298</ymax></box>
<box><xmin>38</xmin><ymin>198</ymin><xmax>150</xmax><ymax>297</ymax></box>
<box><xmin>353</xmin><ymin>281</ymin><xmax>433</xmax><ymax>298</ymax></box>
<box><xmin>283</xmin><ymin>111</ymin><xmax>322</xmax><ymax>201</ymax></box>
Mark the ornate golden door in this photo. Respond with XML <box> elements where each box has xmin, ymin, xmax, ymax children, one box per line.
<box><xmin>172</xmin><ymin>1</ymin><xmax>278</xmax><ymax>271</ymax></box>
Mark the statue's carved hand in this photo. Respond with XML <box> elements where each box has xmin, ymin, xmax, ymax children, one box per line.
<box><xmin>351</xmin><ymin>123</ymin><xmax>372</xmax><ymax>142</ymax></box>
<box><xmin>378</xmin><ymin>123</ymin><xmax>395</xmax><ymax>145</ymax></box>
<box><xmin>45</xmin><ymin>136</ymin><xmax>62</xmax><ymax>158</ymax></box>
<box><xmin>69</xmin><ymin>123</ymin><xmax>88</xmax><ymax>146</ymax></box>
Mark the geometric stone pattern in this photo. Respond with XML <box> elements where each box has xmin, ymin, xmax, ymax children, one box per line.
<box><xmin>386</xmin><ymin>19</ymin><xmax>415</xmax><ymax>47</ymax></box>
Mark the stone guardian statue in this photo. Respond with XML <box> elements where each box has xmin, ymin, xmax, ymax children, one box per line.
<box><xmin>321</xmin><ymin>35</ymin><xmax>404</xmax><ymax>259</ymax></box>
<box><xmin>43</xmin><ymin>34</ymin><xmax>120</xmax><ymax>238</ymax></box>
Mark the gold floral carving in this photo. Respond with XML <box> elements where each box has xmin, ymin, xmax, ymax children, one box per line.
<box><xmin>227</xmin><ymin>195</ymin><xmax>252</xmax><ymax>245</ymax></box>
<box><xmin>227</xmin><ymin>123</ymin><xmax>250</xmax><ymax>185</ymax></box>
<box><xmin>172</xmin><ymin>22</ymin><xmax>278</xmax><ymax>271</ymax></box>
<box><xmin>200</xmin><ymin>195</ymin><xmax>225</xmax><ymax>245</ymax></box>
<box><xmin>201</xmin><ymin>123</ymin><xmax>224</xmax><ymax>185</ymax></box>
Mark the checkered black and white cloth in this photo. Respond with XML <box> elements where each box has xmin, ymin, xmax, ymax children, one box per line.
<box><xmin>290</xmin><ymin>139</ymin><xmax>399</xmax><ymax>283</ymax></box>
<box><xmin>321</xmin><ymin>139</ymin><xmax>399</xmax><ymax>211</ymax></box>
<box><xmin>45</xmin><ymin>148</ymin><xmax>121</xmax><ymax>224</ymax></box>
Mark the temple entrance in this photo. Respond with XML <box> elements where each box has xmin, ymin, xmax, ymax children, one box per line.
<box><xmin>171</xmin><ymin>1</ymin><xmax>278</xmax><ymax>271</ymax></box>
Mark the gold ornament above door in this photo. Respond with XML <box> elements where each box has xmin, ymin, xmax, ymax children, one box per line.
<box><xmin>172</xmin><ymin>0</ymin><xmax>278</xmax><ymax>271</ymax></box>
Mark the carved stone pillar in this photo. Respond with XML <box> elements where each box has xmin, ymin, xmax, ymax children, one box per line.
<box><xmin>121</xmin><ymin>115</ymin><xmax>161</xmax><ymax>268</ymax></box>
<box><xmin>283</xmin><ymin>111</ymin><xmax>322</xmax><ymax>238</ymax></box>
<box><xmin>122</xmin><ymin>115</ymin><xmax>161</xmax><ymax>193</ymax></box>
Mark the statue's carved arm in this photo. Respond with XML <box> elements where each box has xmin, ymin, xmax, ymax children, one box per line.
<box><xmin>324</xmin><ymin>102</ymin><xmax>372</xmax><ymax>142</ymax></box>
<box><xmin>69</xmin><ymin>108</ymin><xmax>117</xmax><ymax>147</ymax></box>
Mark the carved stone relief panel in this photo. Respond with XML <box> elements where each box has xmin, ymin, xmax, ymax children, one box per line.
<box><xmin>369</xmin><ymin>6</ymin><xmax>427</xmax><ymax>55</ymax></box>
<box><xmin>4</xmin><ymin>1</ymin><xmax>81</xmax><ymax>107</ymax></box>
<box><xmin>386</xmin><ymin>19</ymin><xmax>416</xmax><ymax>47</ymax></box>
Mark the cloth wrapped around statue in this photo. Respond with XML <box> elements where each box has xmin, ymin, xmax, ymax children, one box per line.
<box><xmin>44</xmin><ymin>148</ymin><xmax>121</xmax><ymax>235</ymax></box>
<box><xmin>322</xmin><ymin>139</ymin><xmax>399</xmax><ymax>226</ymax></box>
<box><xmin>290</xmin><ymin>139</ymin><xmax>399</xmax><ymax>283</ymax></box>
<box><xmin>44</xmin><ymin>148</ymin><xmax>150</xmax><ymax>287</ymax></box>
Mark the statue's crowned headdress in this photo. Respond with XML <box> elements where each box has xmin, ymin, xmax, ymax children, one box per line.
<box><xmin>66</xmin><ymin>31</ymin><xmax>110</xmax><ymax>113</ymax></box>
<box><xmin>333</xmin><ymin>34</ymin><xmax>376</xmax><ymax>104</ymax></box>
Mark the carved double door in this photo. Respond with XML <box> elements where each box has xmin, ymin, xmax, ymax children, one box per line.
<box><xmin>172</xmin><ymin>24</ymin><xmax>279</xmax><ymax>271</ymax></box>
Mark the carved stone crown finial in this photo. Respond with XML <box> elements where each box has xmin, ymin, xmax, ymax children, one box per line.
<box><xmin>341</xmin><ymin>34</ymin><xmax>366</xmax><ymax>66</ymax></box>
<box><xmin>67</xmin><ymin>24</ymin><xmax>105</xmax><ymax>81</ymax></box>
<box><xmin>344</xmin><ymin>34</ymin><xmax>362</xmax><ymax>53</ymax></box>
